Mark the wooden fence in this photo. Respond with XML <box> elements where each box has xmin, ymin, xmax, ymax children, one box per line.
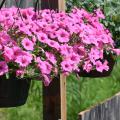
<box><xmin>3</xmin><ymin>0</ymin><xmax>37</xmax><ymax>8</ymax></box>
<box><xmin>79</xmin><ymin>92</ymin><xmax>120</xmax><ymax>120</ymax></box>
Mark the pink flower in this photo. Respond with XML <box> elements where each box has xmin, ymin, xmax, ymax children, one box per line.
<box><xmin>43</xmin><ymin>74</ymin><xmax>51</xmax><ymax>86</ymax></box>
<box><xmin>0</xmin><ymin>61</ymin><xmax>8</xmax><ymax>76</ymax></box>
<box><xmin>83</xmin><ymin>61</ymin><xmax>92</xmax><ymax>72</ymax></box>
<box><xmin>56</xmin><ymin>29</ymin><xmax>69</xmax><ymax>43</ymax></box>
<box><xmin>3</xmin><ymin>46</ymin><xmax>14</xmax><ymax>62</ymax></box>
<box><xmin>22</xmin><ymin>38</ymin><xmax>34</xmax><ymax>51</ymax></box>
<box><xmin>45</xmin><ymin>52</ymin><xmax>57</xmax><ymax>64</ymax></box>
<box><xmin>103</xmin><ymin>60</ymin><xmax>109</xmax><ymax>71</ymax></box>
<box><xmin>60</xmin><ymin>44</ymin><xmax>73</xmax><ymax>55</ymax></box>
<box><xmin>35</xmin><ymin>57</ymin><xmax>42</xmax><ymax>63</ymax></box>
<box><xmin>95</xmin><ymin>60</ymin><xmax>109</xmax><ymax>72</ymax></box>
<box><xmin>112</xmin><ymin>49</ymin><xmax>120</xmax><ymax>55</ymax></box>
<box><xmin>0</xmin><ymin>31</ymin><xmax>11</xmax><ymax>45</ymax></box>
<box><xmin>80</xmin><ymin>8</ymin><xmax>91</xmax><ymax>19</ymax></box>
<box><xmin>38</xmin><ymin>61</ymin><xmax>52</xmax><ymax>74</ymax></box>
<box><xmin>15</xmin><ymin>55</ymin><xmax>32</xmax><ymax>67</ymax></box>
<box><xmin>73</xmin><ymin>45</ymin><xmax>86</xmax><ymax>58</ymax></box>
<box><xmin>68</xmin><ymin>53</ymin><xmax>80</xmax><ymax>64</ymax></box>
<box><xmin>89</xmin><ymin>48</ymin><xmax>103</xmax><ymax>63</ymax></box>
<box><xmin>0</xmin><ymin>44</ymin><xmax>2</xmax><ymax>50</ymax></box>
<box><xmin>16</xmin><ymin>69</ymin><xmax>25</xmax><ymax>77</ymax></box>
<box><xmin>95</xmin><ymin>60</ymin><xmax>103</xmax><ymax>72</ymax></box>
<box><xmin>49</xmin><ymin>32</ymin><xmax>57</xmax><ymax>39</ymax></box>
<box><xmin>37</xmin><ymin>33</ymin><xmax>49</xmax><ymax>43</ymax></box>
<box><xmin>47</xmin><ymin>40</ymin><xmax>60</xmax><ymax>50</ymax></box>
<box><xmin>68</xmin><ymin>24</ymin><xmax>80</xmax><ymax>34</ymax></box>
<box><xmin>70</xmin><ymin>63</ymin><xmax>79</xmax><ymax>71</ymax></box>
<box><xmin>47</xmin><ymin>24</ymin><xmax>58</xmax><ymax>32</ymax></box>
<box><xmin>31</xmin><ymin>36</ymin><xmax>37</xmax><ymax>44</ymax></box>
<box><xmin>61</xmin><ymin>61</ymin><xmax>73</xmax><ymax>72</ymax></box>
<box><xmin>81</xmin><ymin>35</ymin><xmax>91</xmax><ymax>44</ymax></box>
<box><xmin>95</xmin><ymin>9</ymin><xmax>105</xmax><ymax>19</ymax></box>
<box><xmin>99</xmin><ymin>34</ymin><xmax>109</xmax><ymax>44</ymax></box>
<box><xmin>22</xmin><ymin>51</ymin><xmax>33</xmax><ymax>61</ymax></box>
<box><xmin>13</xmin><ymin>46</ymin><xmax>22</xmax><ymax>57</ymax></box>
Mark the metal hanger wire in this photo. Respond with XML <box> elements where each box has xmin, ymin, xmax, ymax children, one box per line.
<box><xmin>0</xmin><ymin>0</ymin><xmax>6</xmax><ymax>10</ymax></box>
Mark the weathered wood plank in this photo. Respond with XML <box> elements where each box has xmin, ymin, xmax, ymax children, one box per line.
<box><xmin>4</xmin><ymin>0</ymin><xmax>34</xmax><ymax>8</ymax></box>
<box><xmin>41</xmin><ymin>0</ymin><xmax>58</xmax><ymax>10</ymax></box>
<box><xmin>79</xmin><ymin>92</ymin><xmax>120</xmax><ymax>120</ymax></box>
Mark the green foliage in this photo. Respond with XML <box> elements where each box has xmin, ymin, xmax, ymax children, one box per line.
<box><xmin>66</xmin><ymin>0</ymin><xmax>120</xmax><ymax>43</ymax></box>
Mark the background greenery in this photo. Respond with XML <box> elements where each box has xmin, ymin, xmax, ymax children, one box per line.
<box><xmin>66</xmin><ymin>0</ymin><xmax>120</xmax><ymax>43</ymax></box>
<box><xmin>0</xmin><ymin>0</ymin><xmax>120</xmax><ymax>120</ymax></box>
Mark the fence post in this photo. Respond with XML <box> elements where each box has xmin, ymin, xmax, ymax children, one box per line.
<box><xmin>41</xmin><ymin>0</ymin><xmax>66</xmax><ymax>120</ymax></box>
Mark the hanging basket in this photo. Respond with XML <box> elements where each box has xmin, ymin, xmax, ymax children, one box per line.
<box><xmin>77</xmin><ymin>54</ymin><xmax>115</xmax><ymax>78</ymax></box>
<box><xmin>0</xmin><ymin>75</ymin><xmax>31</xmax><ymax>107</ymax></box>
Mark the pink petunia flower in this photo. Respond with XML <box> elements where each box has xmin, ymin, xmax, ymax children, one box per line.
<box><xmin>61</xmin><ymin>61</ymin><xmax>73</xmax><ymax>72</ymax></box>
<box><xmin>56</xmin><ymin>29</ymin><xmax>69</xmax><ymax>43</ymax></box>
<box><xmin>37</xmin><ymin>32</ymin><xmax>49</xmax><ymax>43</ymax></box>
<box><xmin>47</xmin><ymin>24</ymin><xmax>58</xmax><ymax>32</ymax></box>
<box><xmin>95</xmin><ymin>60</ymin><xmax>109</xmax><ymax>72</ymax></box>
<box><xmin>73</xmin><ymin>45</ymin><xmax>86</xmax><ymax>58</ymax></box>
<box><xmin>0</xmin><ymin>44</ymin><xmax>2</xmax><ymax>50</ymax></box>
<box><xmin>60</xmin><ymin>44</ymin><xmax>73</xmax><ymax>56</ymax></box>
<box><xmin>0</xmin><ymin>61</ymin><xmax>8</xmax><ymax>76</ymax></box>
<box><xmin>49</xmin><ymin>32</ymin><xmax>57</xmax><ymax>39</ymax></box>
<box><xmin>0</xmin><ymin>31</ymin><xmax>11</xmax><ymax>45</ymax></box>
<box><xmin>38</xmin><ymin>61</ymin><xmax>52</xmax><ymax>74</ymax></box>
<box><xmin>3</xmin><ymin>46</ymin><xmax>14</xmax><ymax>62</ymax></box>
<box><xmin>103</xmin><ymin>60</ymin><xmax>109</xmax><ymax>71</ymax></box>
<box><xmin>16</xmin><ymin>68</ymin><xmax>25</xmax><ymax>77</ymax></box>
<box><xmin>15</xmin><ymin>55</ymin><xmax>32</xmax><ymax>67</ymax></box>
<box><xmin>45</xmin><ymin>52</ymin><xmax>57</xmax><ymax>64</ymax></box>
<box><xmin>43</xmin><ymin>74</ymin><xmax>51</xmax><ymax>86</ymax></box>
<box><xmin>68</xmin><ymin>53</ymin><xmax>80</xmax><ymax>64</ymax></box>
<box><xmin>95</xmin><ymin>60</ymin><xmax>104</xmax><ymax>72</ymax></box>
<box><xmin>13</xmin><ymin>46</ymin><xmax>22</xmax><ymax>57</ymax></box>
<box><xmin>112</xmin><ymin>49</ymin><xmax>120</xmax><ymax>55</ymax></box>
<box><xmin>22</xmin><ymin>38</ymin><xmax>34</xmax><ymax>51</ymax></box>
<box><xmin>83</xmin><ymin>61</ymin><xmax>93</xmax><ymax>72</ymax></box>
<box><xmin>89</xmin><ymin>48</ymin><xmax>103</xmax><ymax>64</ymax></box>
<box><xmin>95</xmin><ymin>9</ymin><xmax>105</xmax><ymax>19</ymax></box>
<box><xmin>47</xmin><ymin>40</ymin><xmax>60</xmax><ymax>50</ymax></box>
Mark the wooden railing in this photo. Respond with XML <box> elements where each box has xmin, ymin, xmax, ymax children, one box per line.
<box><xmin>79</xmin><ymin>92</ymin><xmax>120</xmax><ymax>120</ymax></box>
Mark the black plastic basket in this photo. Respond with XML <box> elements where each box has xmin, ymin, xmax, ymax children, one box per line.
<box><xmin>0</xmin><ymin>76</ymin><xmax>31</xmax><ymax>107</ymax></box>
<box><xmin>77</xmin><ymin>54</ymin><xmax>115</xmax><ymax>78</ymax></box>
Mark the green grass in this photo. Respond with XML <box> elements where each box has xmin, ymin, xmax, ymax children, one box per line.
<box><xmin>0</xmin><ymin>62</ymin><xmax>120</xmax><ymax>120</ymax></box>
